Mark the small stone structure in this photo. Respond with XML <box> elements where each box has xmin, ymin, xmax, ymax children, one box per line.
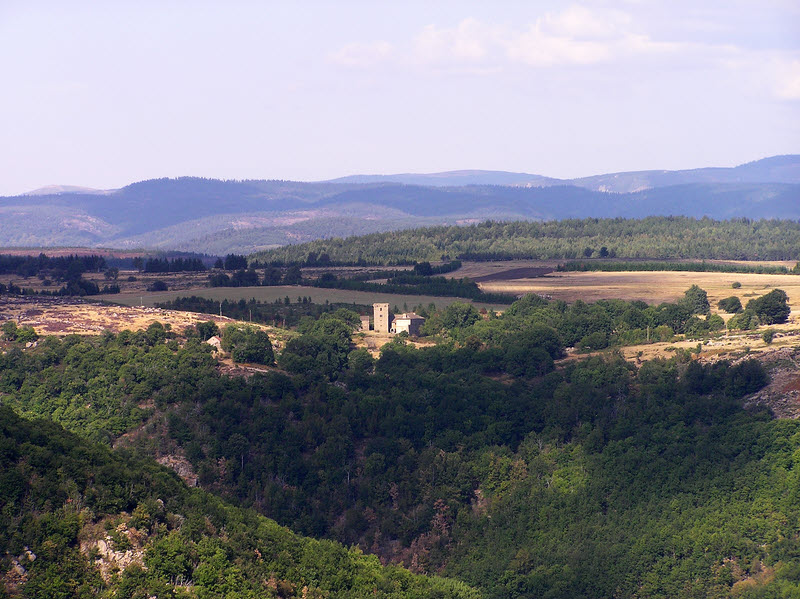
<box><xmin>360</xmin><ymin>315</ymin><xmax>371</xmax><ymax>331</ymax></box>
<box><xmin>373</xmin><ymin>303</ymin><xmax>390</xmax><ymax>333</ymax></box>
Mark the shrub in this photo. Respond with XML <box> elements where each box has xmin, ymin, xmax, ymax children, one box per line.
<box><xmin>706</xmin><ymin>313</ymin><xmax>725</xmax><ymax>331</ymax></box>
<box><xmin>746</xmin><ymin>289</ymin><xmax>790</xmax><ymax>325</ymax></box>
<box><xmin>718</xmin><ymin>296</ymin><xmax>742</xmax><ymax>313</ymax></box>
<box><xmin>681</xmin><ymin>285</ymin><xmax>710</xmax><ymax>315</ymax></box>
<box><xmin>578</xmin><ymin>331</ymin><xmax>609</xmax><ymax>352</ymax></box>
<box><xmin>196</xmin><ymin>321</ymin><xmax>220</xmax><ymax>340</ymax></box>
<box><xmin>148</xmin><ymin>280</ymin><xmax>168</xmax><ymax>292</ymax></box>
<box><xmin>221</xmin><ymin>324</ymin><xmax>274</xmax><ymax>365</ymax></box>
<box><xmin>727</xmin><ymin>310</ymin><xmax>759</xmax><ymax>331</ymax></box>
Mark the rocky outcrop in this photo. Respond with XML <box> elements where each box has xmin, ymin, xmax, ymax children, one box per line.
<box><xmin>80</xmin><ymin>522</ymin><xmax>146</xmax><ymax>583</ymax></box>
<box><xmin>744</xmin><ymin>347</ymin><xmax>800</xmax><ymax>419</ymax></box>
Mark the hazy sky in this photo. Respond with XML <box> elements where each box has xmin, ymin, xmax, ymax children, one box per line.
<box><xmin>1</xmin><ymin>1</ymin><xmax>798</xmax><ymax>195</ymax></box>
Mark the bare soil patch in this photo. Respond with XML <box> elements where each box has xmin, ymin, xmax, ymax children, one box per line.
<box><xmin>353</xmin><ymin>331</ymin><xmax>436</xmax><ymax>357</ymax></box>
<box><xmin>447</xmin><ymin>260</ymin><xmax>564</xmax><ymax>281</ymax></box>
<box><xmin>470</xmin><ymin>267</ymin><xmax>554</xmax><ymax>283</ymax></box>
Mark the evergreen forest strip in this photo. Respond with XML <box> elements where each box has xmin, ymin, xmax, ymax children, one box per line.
<box><xmin>558</xmin><ymin>260</ymin><xmax>800</xmax><ymax>275</ymax></box>
<box><xmin>2</xmin><ymin>288</ymin><xmax>800</xmax><ymax>597</ymax></box>
<box><xmin>250</xmin><ymin>217</ymin><xmax>800</xmax><ymax>265</ymax></box>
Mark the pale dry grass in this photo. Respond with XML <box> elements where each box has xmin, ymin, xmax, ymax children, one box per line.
<box><xmin>480</xmin><ymin>270</ymin><xmax>800</xmax><ymax>316</ymax></box>
<box><xmin>450</xmin><ymin>259</ymin><xmax>798</xmax><ymax>281</ymax></box>
<box><xmin>615</xmin><ymin>330</ymin><xmax>800</xmax><ymax>363</ymax></box>
<box><xmin>0</xmin><ymin>296</ymin><xmax>264</xmax><ymax>338</ymax></box>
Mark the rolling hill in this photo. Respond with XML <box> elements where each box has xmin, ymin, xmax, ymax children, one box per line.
<box><xmin>331</xmin><ymin>155</ymin><xmax>800</xmax><ymax>192</ymax></box>
<box><xmin>1</xmin><ymin>156</ymin><xmax>798</xmax><ymax>254</ymax></box>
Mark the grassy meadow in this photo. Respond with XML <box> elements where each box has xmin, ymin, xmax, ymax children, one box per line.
<box><xmin>99</xmin><ymin>284</ymin><xmax>509</xmax><ymax>312</ymax></box>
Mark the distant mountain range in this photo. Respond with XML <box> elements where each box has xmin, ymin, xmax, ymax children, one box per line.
<box><xmin>1</xmin><ymin>155</ymin><xmax>798</xmax><ymax>255</ymax></box>
<box><xmin>329</xmin><ymin>155</ymin><xmax>800</xmax><ymax>192</ymax></box>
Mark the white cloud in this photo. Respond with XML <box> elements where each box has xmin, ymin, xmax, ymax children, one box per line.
<box><xmin>332</xmin><ymin>4</ymin><xmax>797</xmax><ymax>86</ymax></box>
<box><xmin>328</xmin><ymin>41</ymin><xmax>392</xmax><ymax>68</ymax></box>
<box><xmin>504</xmin><ymin>6</ymin><xmax>686</xmax><ymax>67</ymax></box>
<box><xmin>773</xmin><ymin>58</ymin><xmax>800</xmax><ymax>100</ymax></box>
<box><xmin>405</xmin><ymin>6</ymin><xmax>685</xmax><ymax>70</ymax></box>
<box><xmin>504</xmin><ymin>24</ymin><xmax>612</xmax><ymax>67</ymax></box>
<box><xmin>413</xmin><ymin>18</ymin><xmax>500</xmax><ymax>64</ymax></box>
<box><xmin>540</xmin><ymin>5</ymin><xmax>631</xmax><ymax>40</ymax></box>
<box><xmin>718</xmin><ymin>50</ymin><xmax>800</xmax><ymax>102</ymax></box>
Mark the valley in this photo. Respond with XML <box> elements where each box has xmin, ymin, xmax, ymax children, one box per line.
<box><xmin>2</xmin><ymin>210</ymin><xmax>800</xmax><ymax>599</ymax></box>
<box><xmin>5</xmin><ymin>2</ymin><xmax>798</xmax><ymax>595</ymax></box>
<box><xmin>3</xmin><ymin>280</ymin><xmax>800</xmax><ymax>597</ymax></box>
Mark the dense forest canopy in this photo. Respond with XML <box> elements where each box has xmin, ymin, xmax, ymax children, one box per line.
<box><xmin>251</xmin><ymin>217</ymin><xmax>800</xmax><ymax>265</ymax></box>
<box><xmin>2</xmin><ymin>285</ymin><xmax>799</xmax><ymax>597</ymax></box>
<box><xmin>0</xmin><ymin>406</ymin><xmax>477</xmax><ymax>599</ymax></box>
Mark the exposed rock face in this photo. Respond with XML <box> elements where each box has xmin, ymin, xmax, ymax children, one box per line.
<box><xmin>2</xmin><ymin>547</ymin><xmax>37</xmax><ymax>594</ymax></box>
<box><xmin>157</xmin><ymin>454</ymin><xmax>198</xmax><ymax>487</ymax></box>
<box><xmin>744</xmin><ymin>347</ymin><xmax>800</xmax><ymax>419</ymax></box>
<box><xmin>80</xmin><ymin>523</ymin><xmax>146</xmax><ymax>583</ymax></box>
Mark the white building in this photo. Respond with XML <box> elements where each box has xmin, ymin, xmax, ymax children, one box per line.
<box><xmin>390</xmin><ymin>313</ymin><xmax>425</xmax><ymax>336</ymax></box>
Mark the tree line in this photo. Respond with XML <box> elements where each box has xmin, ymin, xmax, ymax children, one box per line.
<box><xmin>250</xmin><ymin>217</ymin><xmax>800</xmax><ymax>265</ymax></box>
<box><xmin>0</xmin><ymin>253</ymin><xmax>106</xmax><ymax>277</ymax></box>
<box><xmin>143</xmin><ymin>257</ymin><xmax>207</xmax><ymax>273</ymax></box>
<box><xmin>558</xmin><ymin>260</ymin><xmax>800</xmax><ymax>275</ymax></box>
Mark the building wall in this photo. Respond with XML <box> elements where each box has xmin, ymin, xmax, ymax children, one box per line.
<box><xmin>406</xmin><ymin>318</ymin><xmax>423</xmax><ymax>336</ymax></box>
<box><xmin>392</xmin><ymin>316</ymin><xmax>424</xmax><ymax>336</ymax></box>
<box><xmin>373</xmin><ymin>303</ymin><xmax>390</xmax><ymax>333</ymax></box>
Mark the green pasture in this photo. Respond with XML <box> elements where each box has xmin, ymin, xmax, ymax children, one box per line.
<box><xmin>99</xmin><ymin>285</ymin><xmax>509</xmax><ymax>312</ymax></box>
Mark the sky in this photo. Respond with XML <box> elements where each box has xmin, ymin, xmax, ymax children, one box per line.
<box><xmin>1</xmin><ymin>0</ymin><xmax>798</xmax><ymax>195</ymax></box>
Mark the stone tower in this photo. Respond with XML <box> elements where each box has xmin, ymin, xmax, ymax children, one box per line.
<box><xmin>373</xmin><ymin>302</ymin><xmax>390</xmax><ymax>333</ymax></box>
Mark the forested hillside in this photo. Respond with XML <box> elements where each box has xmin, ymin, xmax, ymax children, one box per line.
<box><xmin>0</xmin><ymin>406</ymin><xmax>478</xmax><ymax>598</ymax></box>
<box><xmin>2</xmin><ymin>157</ymin><xmax>799</xmax><ymax>254</ymax></box>
<box><xmin>2</xmin><ymin>296</ymin><xmax>799</xmax><ymax>597</ymax></box>
<box><xmin>252</xmin><ymin>217</ymin><xmax>800</xmax><ymax>265</ymax></box>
